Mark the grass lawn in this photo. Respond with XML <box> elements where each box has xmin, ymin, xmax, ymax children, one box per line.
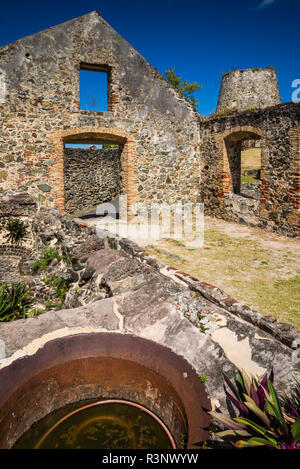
<box><xmin>241</xmin><ymin>148</ymin><xmax>261</xmax><ymax>185</ymax></box>
<box><xmin>145</xmin><ymin>218</ymin><xmax>300</xmax><ymax>330</ymax></box>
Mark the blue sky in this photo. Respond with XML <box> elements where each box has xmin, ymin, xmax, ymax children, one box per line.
<box><xmin>0</xmin><ymin>0</ymin><xmax>299</xmax><ymax>116</ymax></box>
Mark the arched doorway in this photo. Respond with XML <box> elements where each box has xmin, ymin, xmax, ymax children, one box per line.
<box><xmin>49</xmin><ymin>127</ymin><xmax>138</xmax><ymax>217</ymax></box>
<box><xmin>220</xmin><ymin>126</ymin><xmax>266</xmax><ymax>200</ymax></box>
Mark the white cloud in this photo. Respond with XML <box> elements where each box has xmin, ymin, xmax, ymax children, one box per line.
<box><xmin>254</xmin><ymin>0</ymin><xmax>276</xmax><ymax>9</ymax></box>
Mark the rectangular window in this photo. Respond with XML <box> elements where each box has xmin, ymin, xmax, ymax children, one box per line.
<box><xmin>80</xmin><ymin>64</ymin><xmax>110</xmax><ymax>112</ymax></box>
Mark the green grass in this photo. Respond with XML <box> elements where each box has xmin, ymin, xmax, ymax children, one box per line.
<box><xmin>146</xmin><ymin>229</ymin><xmax>300</xmax><ymax>330</ymax></box>
<box><xmin>241</xmin><ymin>148</ymin><xmax>261</xmax><ymax>185</ymax></box>
<box><xmin>241</xmin><ymin>174</ymin><xmax>258</xmax><ymax>185</ymax></box>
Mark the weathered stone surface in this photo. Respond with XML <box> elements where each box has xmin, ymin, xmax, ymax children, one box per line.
<box><xmin>64</xmin><ymin>147</ymin><xmax>121</xmax><ymax>213</ymax></box>
<box><xmin>87</xmin><ymin>248</ymin><xmax>123</xmax><ymax>274</ymax></box>
<box><xmin>0</xmin><ymin>11</ymin><xmax>200</xmax><ymax>215</ymax></box>
<box><xmin>217</xmin><ymin>68</ymin><xmax>281</xmax><ymax>113</ymax></box>
<box><xmin>0</xmin><ymin>12</ymin><xmax>298</xmax><ymax>237</ymax></box>
<box><xmin>0</xmin><ymin>195</ymin><xmax>298</xmax><ymax>448</ymax></box>
<box><xmin>200</xmin><ymin>103</ymin><xmax>300</xmax><ymax>237</ymax></box>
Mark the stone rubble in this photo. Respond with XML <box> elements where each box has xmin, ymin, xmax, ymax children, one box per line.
<box><xmin>0</xmin><ymin>194</ymin><xmax>299</xmax><ymax>418</ymax></box>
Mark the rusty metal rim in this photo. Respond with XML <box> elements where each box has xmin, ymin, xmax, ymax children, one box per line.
<box><xmin>0</xmin><ymin>333</ymin><xmax>211</xmax><ymax>449</ymax></box>
<box><xmin>34</xmin><ymin>399</ymin><xmax>177</xmax><ymax>450</ymax></box>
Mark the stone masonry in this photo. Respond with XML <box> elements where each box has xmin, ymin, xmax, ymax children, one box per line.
<box><xmin>217</xmin><ymin>68</ymin><xmax>281</xmax><ymax>113</ymax></box>
<box><xmin>200</xmin><ymin>103</ymin><xmax>300</xmax><ymax>236</ymax></box>
<box><xmin>0</xmin><ymin>11</ymin><xmax>201</xmax><ymax>216</ymax></box>
<box><xmin>0</xmin><ymin>11</ymin><xmax>299</xmax><ymax>235</ymax></box>
<box><xmin>64</xmin><ymin>146</ymin><xmax>121</xmax><ymax>213</ymax></box>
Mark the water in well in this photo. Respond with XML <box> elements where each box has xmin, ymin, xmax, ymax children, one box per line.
<box><xmin>13</xmin><ymin>400</ymin><xmax>175</xmax><ymax>449</ymax></box>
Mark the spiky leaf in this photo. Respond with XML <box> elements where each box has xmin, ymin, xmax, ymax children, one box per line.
<box><xmin>236</xmin><ymin>437</ymin><xmax>279</xmax><ymax>449</ymax></box>
<box><xmin>209</xmin><ymin>411</ymin><xmax>245</xmax><ymax>431</ymax></box>
<box><xmin>291</xmin><ymin>419</ymin><xmax>300</xmax><ymax>445</ymax></box>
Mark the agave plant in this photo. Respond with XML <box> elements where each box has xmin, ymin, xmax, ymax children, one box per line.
<box><xmin>0</xmin><ymin>282</ymin><xmax>32</xmax><ymax>322</ymax></box>
<box><xmin>4</xmin><ymin>218</ymin><xmax>28</xmax><ymax>245</ymax></box>
<box><xmin>209</xmin><ymin>368</ymin><xmax>300</xmax><ymax>449</ymax></box>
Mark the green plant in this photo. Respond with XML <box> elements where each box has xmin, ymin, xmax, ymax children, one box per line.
<box><xmin>28</xmin><ymin>308</ymin><xmax>45</xmax><ymax>317</ymax></box>
<box><xmin>4</xmin><ymin>218</ymin><xmax>28</xmax><ymax>245</ymax></box>
<box><xmin>32</xmin><ymin>246</ymin><xmax>62</xmax><ymax>272</ymax></box>
<box><xmin>197</xmin><ymin>313</ymin><xmax>208</xmax><ymax>333</ymax></box>
<box><xmin>281</xmin><ymin>369</ymin><xmax>300</xmax><ymax>421</ymax></box>
<box><xmin>64</xmin><ymin>250</ymin><xmax>73</xmax><ymax>265</ymax></box>
<box><xmin>41</xmin><ymin>274</ymin><xmax>55</xmax><ymax>285</ymax></box>
<box><xmin>198</xmin><ymin>375</ymin><xmax>208</xmax><ymax>383</ymax></box>
<box><xmin>0</xmin><ymin>282</ymin><xmax>32</xmax><ymax>322</ymax></box>
<box><xmin>209</xmin><ymin>368</ymin><xmax>300</xmax><ymax>449</ymax></box>
<box><xmin>109</xmin><ymin>240</ymin><xmax>117</xmax><ymax>250</ymax></box>
<box><xmin>42</xmin><ymin>275</ymin><xmax>70</xmax><ymax>302</ymax></box>
<box><xmin>210</xmin><ymin>107</ymin><xmax>238</xmax><ymax>118</ymax></box>
<box><xmin>179</xmin><ymin>432</ymin><xmax>187</xmax><ymax>449</ymax></box>
<box><xmin>165</xmin><ymin>68</ymin><xmax>202</xmax><ymax>107</ymax></box>
<box><xmin>52</xmin><ymin>277</ymin><xmax>70</xmax><ymax>301</ymax></box>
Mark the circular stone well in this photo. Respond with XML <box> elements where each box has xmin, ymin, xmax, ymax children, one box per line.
<box><xmin>0</xmin><ymin>333</ymin><xmax>211</xmax><ymax>449</ymax></box>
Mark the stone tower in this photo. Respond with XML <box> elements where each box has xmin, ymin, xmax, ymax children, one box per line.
<box><xmin>216</xmin><ymin>67</ymin><xmax>281</xmax><ymax>112</ymax></box>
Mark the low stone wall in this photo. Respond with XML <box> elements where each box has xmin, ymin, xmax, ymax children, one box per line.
<box><xmin>64</xmin><ymin>147</ymin><xmax>121</xmax><ymax>214</ymax></box>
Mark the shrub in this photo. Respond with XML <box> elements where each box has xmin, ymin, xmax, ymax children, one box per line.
<box><xmin>42</xmin><ymin>275</ymin><xmax>71</xmax><ymax>302</ymax></box>
<box><xmin>52</xmin><ymin>277</ymin><xmax>70</xmax><ymax>301</ymax></box>
<box><xmin>165</xmin><ymin>68</ymin><xmax>202</xmax><ymax>107</ymax></box>
<box><xmin>209</xmin><ymin>368</ymin><xmax>300</xmax><ymax>449</ymax></box>
<box><xmin>32</xmin><ymin>246</ymin><xmax>62</xmax><ymax>272</ymax></box>
<box><xmin>0</xmin><ymin>282</ymin><xmax>32</xmax><ymax>322</ymax></box>
<box><xmin>108</xmin><ymin>240</ymin><xmax>117</xmax><ymax>250</ymax></box>
<box><xmin>4</xmin><ymin>218</ymin><xmax>28</xmax><ymax>245</ymax></box>
<box><xmin>198</xmin><ymin>375</ymin><xmax>208</xmax><ymax>383</ymax></box>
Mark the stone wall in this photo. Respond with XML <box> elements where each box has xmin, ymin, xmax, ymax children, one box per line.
<box><xmin>64</xmin><ymin>146</ymin><xmax>121</xmax><ymax>213</ymax></box>
<box><xmin>200</xmin><ymin>102</ymin><xmax>300</xmax><ymax>237</ymax></box>
<box><xmin>0</xmin><ymin>12</ymin><xmax>299</xmax><ymax>237</ymax></box>
<box><xmin>0</xmin><ymin>11</ymin><xmax>201</xmax><ymax>215</ymax></box>
<box><xmin>241</xmin><ymin>139</ymin><xmax>261</xmax><ymax>149</ymax></box>
<box><xmin>217</xmin><ymin>68</ymin><xmax>281</xmax><ymax>113</ymax></box>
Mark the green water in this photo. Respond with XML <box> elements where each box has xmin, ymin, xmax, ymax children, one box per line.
<box><xmin>13</xmin><ymin>401</ymin><xmax>174</xmax><ymax>449</ymax></box>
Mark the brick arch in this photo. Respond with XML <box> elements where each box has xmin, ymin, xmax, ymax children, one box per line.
<box><xmin>221</xmin><ymin>125</ymin><xmax>265</xmax><ymax>140</ymax></box>
<box><xmin>217</xmin><ymin>125</ymin><xmax>267</xmax><ymax>204</ymax></box>
<box><xmin>49</xmin><ymin>126</ymin><xmax>138</xmax><ymax>214</ymax></box>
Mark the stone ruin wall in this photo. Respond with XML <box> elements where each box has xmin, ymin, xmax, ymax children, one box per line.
<box><xmin>241</xmin><ymin>139</ymin><xmax>261</xmax><ymax>149</ymax></box>
<box><xmin>217</xmin><ymin>68</ymin><xmax>281</xmax><ymax>113</ymax></box>
<box><xmin>0</xmin><ymin>12</ymin><xmax>201</xmax><ymax>215</ymax></box>
<box><xmin>0</xmin><ymin>12</ymin><xmax>299</xmax><ymax>237</ymax></box>
<box><xmin>64</xmin><ymin>146</ymin><xmax>121</xmax><ymax>214</ymax></box>
<box><xmin>200</xmin><ymin>102</ymin><xmax>300</xmax><ymax>237</ymax></box>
